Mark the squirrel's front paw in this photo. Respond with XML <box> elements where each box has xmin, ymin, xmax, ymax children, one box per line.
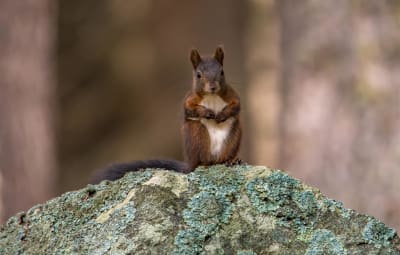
<box><xmin>204</xmin><ymin>110</ymin><xmax>216</xmax><ymax>119</ymax></box>
<box><xmin>215</xmin><ymin>113</ymin><xmax>228</xmax><ymax>123</ymax></box>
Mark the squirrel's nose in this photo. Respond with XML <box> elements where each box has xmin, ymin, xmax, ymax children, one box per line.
<box><xmin>209</xmin><ymin>85</ymin><xmax>217</xmax><ymax>92</ymax></box>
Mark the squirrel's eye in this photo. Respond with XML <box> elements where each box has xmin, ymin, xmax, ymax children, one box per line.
<box><xmin>220</xmin><ymin>70</ymin><xmax>224</xmax><ymax>76</ymax></box>
<box><xmin>196</xmin><ymin>72</ymin><xmax>202</xmax><ymax>79</ymax></box>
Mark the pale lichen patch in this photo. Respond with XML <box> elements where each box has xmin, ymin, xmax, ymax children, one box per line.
<box><xmin>143</xmin><ymin>171</ymin><xmax>189</xmax><ymax>197</ymax></box>
<box><xmin>137</xmin><ymin>223</ymin><xmax>166</xmax><ymax>244</ymax></box>
<box><xmin>243</xmin><ymin>165</ymin><xmax>272</xmax><ymax>181</ymax></box>
<box><xmin>96</xmin><ymin>188</ymin><xmax>137</xmax><ymax>223</ymax></box>
<box><xmin>255</xmin><ymin>215</ymin><xmax>276</xmax><ymax>232</ymax></box>
<box><xmin>268</xmin><ymin>243</ymin><xmax>280</xmax><ymax>253</ymax></box>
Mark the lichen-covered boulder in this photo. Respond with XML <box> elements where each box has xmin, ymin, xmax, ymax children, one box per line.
<box><xmin>1</xmin><ymin>165</ymin><xmax>399</xmax><ymax>254</ymax></box>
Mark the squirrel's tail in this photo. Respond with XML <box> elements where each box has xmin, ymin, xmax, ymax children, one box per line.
<box><xmin>90</xmin><ymin>159</ymin><xmax>189</xmax><ymax>184</ymax></box>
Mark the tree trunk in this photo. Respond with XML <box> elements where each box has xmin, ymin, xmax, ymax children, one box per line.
<box><xmin>0</xmin><ymin>0</ymin><xmax>56</xmax><ymax>222</ymax></box>
<box><xmin>245</xmin><ymin>0</ymin><xmax>280</xmax><ymax>167</ymax></box>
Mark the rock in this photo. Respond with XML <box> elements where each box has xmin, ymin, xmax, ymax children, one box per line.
<box><xmin>1</xmin><ymin>165</ymin><xmax>399</xmax><ymax>254</ymax></box>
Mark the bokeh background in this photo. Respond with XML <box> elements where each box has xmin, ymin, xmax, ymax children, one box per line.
<box><xmin>1</xmin><ymin>0</ymin><xmax>399</xmax><ymax>230</ymax></box>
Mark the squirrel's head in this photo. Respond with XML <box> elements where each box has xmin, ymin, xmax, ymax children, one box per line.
<box><xmin>190</xmin><ymin>46</ymin><xmax>226</xmax><ymax>95</ymax></box>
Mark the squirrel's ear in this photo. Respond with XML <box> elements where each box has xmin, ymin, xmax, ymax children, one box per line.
<box><xmin>190</xmin><ymin>49</ymin><xmax>202</xmax><ymax>69</ymax></box>
<box><xmin>214</xmin><ymin>46</ymin><xmax>224</xmax><ymax>65</ymax></box>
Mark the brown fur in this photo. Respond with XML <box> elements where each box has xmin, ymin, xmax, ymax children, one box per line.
<box><xmin>183</xmin><ymin>47</ymin><xmax>241</xmax><ymax>171</ymax></box>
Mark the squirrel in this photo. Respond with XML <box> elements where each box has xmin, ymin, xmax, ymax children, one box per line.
<box><xmin>183</xmin><ymin>46</ymin><xmax>241</xmax><ymax>171</ymax></box>
<box><xmin>90</xmin><ymin>46</ymin><xmax>242</xmax><ymax>184</ymax></box>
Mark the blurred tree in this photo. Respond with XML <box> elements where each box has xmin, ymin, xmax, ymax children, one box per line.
<box><xmin>245</xmin><ymin>0</ymin><xmax>280</xmax><ymax>167</ymax></box>
<box><xmin>0</xmin><ymin>0</ymin><xmax>57</xmax><ymax>222</ymax></box>
<box><xmin>277</xmin><ymin>0</ymin><xmax>400</xmax><ymax>228</ymax></box>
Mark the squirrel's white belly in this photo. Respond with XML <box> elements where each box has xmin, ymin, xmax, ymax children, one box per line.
<box><xmin>199</xmin><ymin>94</ymin><xmax>227</xmax><ymax>113</ymax></box>
<box><xmin>199</xmin><ymin>95</ymin><xmax>232</xmax><ymax>157</ymax></box>
<box><xmin>200</xmin><ymin>118</ymin><xmax>234</xmax><ymax>157</ymax></box>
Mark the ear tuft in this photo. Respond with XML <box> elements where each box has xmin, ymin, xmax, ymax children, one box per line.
<box><xmin>214</xmin><ymin>46</ymin><xmax>224</xmax><ymax>65</ymax></box>
<box><xmin>190</xmin><ymin>49</ymin><xmax>202</xmax><ymax>69</ymax></box>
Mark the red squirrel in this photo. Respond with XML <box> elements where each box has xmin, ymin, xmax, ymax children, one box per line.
<box><xmin>183</xmin><ymin>46</ymin><xmax>241</xmax><ymax>171</ymax></box>
<box><xmin>91</xmin><ymin>46</ymin><xmax>242</xmax><ymax>183</ymax></box>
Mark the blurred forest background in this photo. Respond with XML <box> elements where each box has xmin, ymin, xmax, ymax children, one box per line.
<box><xmin>0</xmin><ymin>0</ymin><xmax>399</xmax><ymax>230</ymax></box>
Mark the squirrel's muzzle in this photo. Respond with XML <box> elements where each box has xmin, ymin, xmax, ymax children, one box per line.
<box><xmin>206</xmin><ymin>81</ymin><xmax>220</xmax><ymax>93</ymax></box>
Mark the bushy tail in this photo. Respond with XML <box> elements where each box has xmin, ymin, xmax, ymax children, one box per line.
<box><xmin>90</xmin><ymin>159</ymin><xmax>189</xmax><ymax>184</ymax></box>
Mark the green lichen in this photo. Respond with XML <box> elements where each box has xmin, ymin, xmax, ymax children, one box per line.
<box><xmin>237</xmin><ymin>250</ymin><xmax>257</xmax><ymax>255</ymax></box>
<box><xmin>1</xmin><ymin>166</ymin><xmax>399</xmax><ymax>254</ymax></box>
<box><xmin>305</xmin><ymin>229</ymin><xmax>347</xmax><ymax>255</ymax></box>
<box><xmin>172</xmin><ymin>165</ymin><xmax>245</xmax><ymax>255</ymax></box>
<box><xmin>0</xmin><ymin>170</ymin><xmax>154</xmax><ymax>254</ymax></box>
<box><xmin>245</xmin><ymin>171</ymin><xmax>318</xmax><ymax>232</ymax></box>
<box><xmin>322</xmin><ymin>198</ymin><xmax>352</xmax><ymax>219</ymax></box>
<box><xmin>82</xmin><ymin>200</ymin><xmax>137</xmax><ymax>254</ymax></box>
<box><xmin>363</xmin><ymin>218</ymin><xmax>397</xmax><ymax>248</ymax></box>
<box><xmin>246</xmin><ymin>170</ymin><xmax>300</xmax><ymax>213</ymax></box>
<box><xmin>294</xmin><ymin>190</ymin><xmax>319</xmax><ymax>213</ymax></box>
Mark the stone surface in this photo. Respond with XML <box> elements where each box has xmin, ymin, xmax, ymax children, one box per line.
<box><xmin>1</xmin><ymin>165</ymin><xmax>399</xmax><ymax>254</ymax></box>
